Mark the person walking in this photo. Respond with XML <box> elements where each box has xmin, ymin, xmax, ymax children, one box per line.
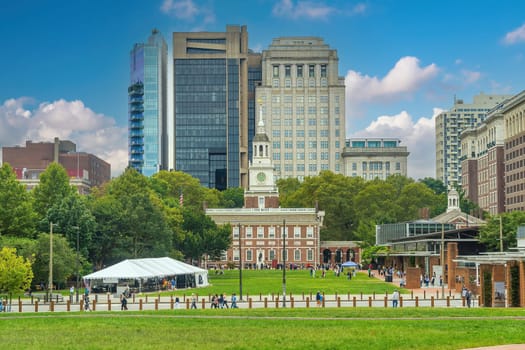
<box><xmin>231</xmin><ymin>293</ymin><xmax>238</xmax><ymax>308</ymax></box>
<box><xmin>466</xmin><ymin>289</ymin><xmax>472</xmax><ymax>308</ymax></box>
<box><xmin>315</xmin><ymin>291</ymin><xmax>322</xmax><ymax>307</ymax></box>
<box><xmin>191</xmin><ymin>293</ymin><xmax>197</xmax><ymax>309</ymax></box>
<box><xmin>392</xmin><ymin>290</ymin><xmax>400</xmax><ymax>308</ymax></box>
<box><xmin>120</xmin><ymin>292</ymin><xmax>128</xmax><ymax>310</ymax></box>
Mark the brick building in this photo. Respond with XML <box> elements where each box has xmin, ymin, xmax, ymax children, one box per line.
<box><xmin>206</xmin><ymin>104</ymin><xmax>324</xmax><ymax>268</ymax></box>
<box><xmin>2</xmin><ymin>137</ymin><xmax>111</xmax><ymax>194</ymax></box>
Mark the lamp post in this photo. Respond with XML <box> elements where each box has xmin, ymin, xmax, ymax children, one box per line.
<box><xmin>72</xmin><ymin>226</ymin><xmax>80</xmax><ymax>303</ymax></box>
<box><xmin>282</xmin><ymin>219</ymin><xmax>286</xmax><ymax>308</ymax></box>
<box><xmin>441</xmin><ymin>223</ymin><xmax>445</xmax><ymax>299</ymax></box>
<box><xmin>48</xmin><ymin>222</ymin><xmax>58</xmax><ymax>302</ymax></box>
<box><xmin>238</xmin><ymin>223</ymin><xmax>243</xmax><ymax>301</ymax></box>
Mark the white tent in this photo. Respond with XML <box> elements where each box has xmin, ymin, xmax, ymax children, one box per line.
<box><xmin>83</xmin><ymin>257</ymin><xmax>209</xmax><ymax>290</ymax></box>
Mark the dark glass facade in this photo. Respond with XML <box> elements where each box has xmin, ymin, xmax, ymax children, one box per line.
<box><xmin>175</xmin><ymin>58</ymin><xmax>241</xmax><ymax>188</ymax></box>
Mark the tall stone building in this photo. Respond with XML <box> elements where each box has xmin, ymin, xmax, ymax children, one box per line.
<box><xmin>435</xmin><ymin>93</ymin><xmax>511</xmax><ymax>188</ymax></box>
<box><xmin>256</xmin><ymin>37</ymin><xmax>345</xmax><ymax>181</ymax></box>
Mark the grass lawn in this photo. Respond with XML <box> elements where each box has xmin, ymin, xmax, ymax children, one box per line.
<box><xmin>1</xmin><ymin>308</ymin><xmax>524</xmax><ymax>349</ymax></box>
<box><xmin>169</xmin><ymin>269</ymin><xmax>406</xmax><ymax>298</ymax></box>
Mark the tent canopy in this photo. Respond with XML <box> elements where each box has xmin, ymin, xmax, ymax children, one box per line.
<box><xmin>341</xmin><ymin>261</ymin><xmax>359</xmax><ymax>268</ymax></box>
<box><xmin>83</xmin><ymin>257</ymin><xmax>209</xmax><ymax>287</ymax></box>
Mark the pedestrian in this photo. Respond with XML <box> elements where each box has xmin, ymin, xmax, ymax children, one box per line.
<box><xmin>120</xmin><ymin>292</ymin><xmax>128</xmax><ymax>310</ymax></box>
<box><xmin>175</xmin><ymin>296</ymin><xmax>180</xmax><ymax>309</ymax></box>
<box><xmin>84</xmin><ymin>296</ymin><xmax>91</xmax><ymax>311</ymax></box>
<box><xmin>466</xmin><ymin>290</ymin><xmax>472</xmax><ymax>308</ymax></box>
<box><xmin>315</xmin><ymin>291</ymin><xmax>322</xmax><ymax>307</ymax></box>
<box><xmin>191</xmin><ymin>293</ymin><xmax>197</xmax><ymax>309</ymax></box>
<box><xmin>231</xmin><ymin>293</ymin><xmax>238</xmax><ymax>308</ymax></box>
<box><xmin>392</xmin><ymin>290</ymin><xmax>399</xmax><ymax>308</ymax></box>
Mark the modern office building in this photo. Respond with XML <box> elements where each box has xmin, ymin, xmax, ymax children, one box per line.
<box><xmin>460</xmin><ymin>103</ymin><xmax>506</xmax><ymax>215</ymax></box>
<box><xmin>2</xmin><ymin>138</ymin><xmax>110</xmax><ymax>194</ymax></box>
<box><xmin>341</xmin><ymin>138</ymin><xmax>409</xmax><ymax>180</ymax></box>
<box><xmin>502</xmin><ymin>90</ymin><xmax>525</xmax><ymax>212</ymax></box>
<box><xmin>256</xmin><ymin>37</ymin><xmax>346</xmax><ymax>181</ymax></box>
<box><xmin>173</xmin><ymin>25</ymin><xmax>258</xmax><ymax>190</ymax></box>
<box><xmin>435</xmin><ymin>93</ymin><xmax>511</xmax><ymax>188</ymax></box>
<box><xmin>128</xmin><ymin>29</ymin><xmax>168</xmax><ymax>176</ymax></box>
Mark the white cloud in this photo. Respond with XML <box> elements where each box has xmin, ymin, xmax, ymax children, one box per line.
<box><xmin>160</xmin><ymin>0</ymin><xmax>214</xmax><ymax>24</ymax></box>
<box><xmin>272</xmin><ymin>0</ymin><xmax>337</xmax><ymax>20</ymax></box>
<box><xmin>0</xmin><ymin>98</ymin><xmax>127</xmax><ymax>177</ymax></box>
<box><xmin>350</xmin><ymin>109</ymin><xmax>443</xmax><ymax>180</ymax></box>
<box><xmin>461</xmin><ymin>69</ymin><xmax>481</xmax><ymax>84</ymax></box>
<box><xmin>502</xmin><ymin>23</ymin><xmax>525</xmax><ymax>45</ymax></box>
<box><xmin>345</xmin><ymin>56</ymin><xmax>439</xmax><ymax>103</ymax></box>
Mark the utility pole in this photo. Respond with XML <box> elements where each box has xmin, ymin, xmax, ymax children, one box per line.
<box><xmin>282</xmin><ymin>219</ymin><xmax>286</xmax><ymax>308</ymax></box>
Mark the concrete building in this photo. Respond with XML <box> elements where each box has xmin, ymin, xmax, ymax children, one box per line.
<box><xmin>435</xmin><ymin>93</ymin><xmax>511</xmax><ymax>188</ymax></box>
<box><xmin>502</xmin><ymin>90</ymin><xmax>525</xmax><ymax>212</ymax></box>
<box><xmin>128</xmin><ymin>29</ymin><xmax>168</xmax><ymax>176</ymax></box>
<box><xmin>341</xmin><ymin>138</ymin><xmax>409</xmax><ymax>180</ymax></box>
<box><xmin>173</xmin><ymin>25</ymin><xmax>260</xmax><ymax>190</ymax></box>
<box><xmin>206</xmin><ymin>104</ymin><xmax>324</xmax><ymax>268</ymax></box>
<box><xmin>2</xmin><ymin>138</ymin><xmax>110</xmax><ymax>194</ymax></box>
<box><xmin>460</xmin><ymin>103</ymin><xmax>506</xmax><ymax>215</ymax></box>
<box><xmin>256</xmin><ymin>37</ymin><xmax>345</xmax><ymax>181</ymax></box>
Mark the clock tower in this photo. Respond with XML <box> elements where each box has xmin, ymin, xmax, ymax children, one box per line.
<box><xmin>245</xmin><ymin>101</ymin><xmax>279</xmax><ymax>209</ymax></box>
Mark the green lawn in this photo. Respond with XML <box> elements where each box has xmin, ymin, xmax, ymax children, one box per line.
<box><xmin>1</xmin><ymin>309</ymin><xmax>524</xmax><ymax>349</ymax></box>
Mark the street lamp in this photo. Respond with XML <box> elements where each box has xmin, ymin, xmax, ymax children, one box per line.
<box><xmin>441</xmin><ymin>223</ymin><xmax>445</xmax><ymax>299</ymax></box>
<box><xmin>72</xmin><ymin>226</ymin><xmax>80</xmax><ymax>303</ymax></box>
<box><xmin>48</xmin><ymin>222</ymin><xmax>58</xmax><ymax>302</ymax></box>
<box><xmin>238</xmin><ymin>223</ymin><xmax>243</xmax><ymax>301</ymax></box>
<box><xmin>282</xmin><ymin>219</ymin><xmax>286</xmax><ymax>308</ymax></box>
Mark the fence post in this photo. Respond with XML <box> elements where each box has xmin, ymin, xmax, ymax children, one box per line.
<box><xmin>80</xmin><ymin>298</ymin><xmax>84</xmax><ymax>311</ymax></box>
<box><xmin>66</xmin><ymin>300</ymin><xmax>70</xmax><ymax>312</ymax></box>
<box><xmin>155</xmin><ymin>299</ymin><xmax>159</xmax><ymax>310</ymax></box>
<box><xmin>139</xmin><ymin>299</ymin><xmax>143</xmax><ymax>311</ymax></box>
<box><xmin>423</xmin><ymin>290</ymin><xmax>426</xmax><ymax>299</ymax></box>
<box><xmin>186</xmin><ymin>298</ymin><xmax>189</xmax><ymax>309</ymax></box>
<box><xmin>368</xmin><ymin>296</ymin><xmax>372</xmax><ymax>307</ymax></box>
<box><xmin>264</xmin><ymin>297</ymin><xmax>268</xmax><ymax>308</ymax></box>
<box><xmin>275</xmin><ymin>298</ymin><xmax>279</xmax><ymax>309</ymax></box>
<box><xmin>415</xmin><ymin>296</ymin><xmax>419</xmax><ymax>307</ymax></box>
<box><xmin>322</xmin><ymin>293</ymin><xmax>325</xmax><ymax>308</ymax></box>
<box><xmin>373</xmin><ymin>291</ymin><xmax>376</xmax><ymax>300</ymax></box>
<box><xmin>35</xmin><ymin>301</ymin><xmax>38</xmax><ymax>313</ymax></box>
<box><xmin>384</xmin><ymin>296</ymin><xmax>388</xmax><ymax>308</ymax></box>
<box><xmin>446</xmin><ymin>296</ymin><xmax>450</xmax><ymax>307</ymax></box>
<box><xmin>337</xmin><ymin>297</ymin><xmax>340</xmax><ymax>308</ymax></box>
<box><xmin>291</xmin><ymin>297</ymin><xmax>294</xmax><ymax>308</ymax></box>
<box><xmin>353</xmin><ymin>296</ymin><xmax>356</xmax><ymax>308</ymax></box>
<box><xmin>170</xmin><ymin>296</ymin><xmax>174</xmax><ymax>310</ymax></box>
<box><xmin>92</xmin><ymin>300</ymin><xmax>96</xmax><ymax>311</ymax></box>
<box><xmin>50</xmin><ymin>301</ymin><xmax>54</xmax><ymax>312</ymax></box>
<box><xmin>431</xmin><ymin>296</ymin><xmax>434</xmax><ymax>307</ymax></box>
<box><xmin>400</xmin><ymin>296</ymin><xmax>403</xmax><ymax>308</ymax></box>
<box><xmin>306</xmin><ymin>297</ymin><xmax>310</xmax><ymax>308</ymax></box>
<box><xmin>200</xmin><ymin>298</ymin><xmax>205</xmax><ymax>310</ymax></box>
<box><xmin>249</xmin><ymin>298</ymin><xmax>253</xmax><ymax>309</ymax></box>
<box><xmin>108</xmin><ymin>299</ymin><xmax>111</xmax><ymax>311</ymax></box>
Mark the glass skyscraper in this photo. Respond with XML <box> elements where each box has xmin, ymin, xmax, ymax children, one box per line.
<box><xmin>128</xmin><ymin>29</ymin><xmax>168</xmax><ymax>176</ymax></box>
<box><xmin>173</xmin><ymin>25</ymin><xmax>255</xmax><ymax>189</ymax></box>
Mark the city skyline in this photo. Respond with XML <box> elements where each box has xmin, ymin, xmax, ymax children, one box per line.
<box><xmin>1</xmin><ymin>0</ymin><xmax>525</xmax><ymax>180</ymax></box>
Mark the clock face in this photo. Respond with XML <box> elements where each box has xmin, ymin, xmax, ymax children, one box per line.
<box><xmin>257</xmin><ymin>172</ymin><xmax>266</xmax><ymax>183</ymax></box>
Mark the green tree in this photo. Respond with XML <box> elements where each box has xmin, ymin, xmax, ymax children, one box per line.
<box><xmin>395</xmin><ymin>182</ymin><xmax>438</xmax><ymax>221</ymax></box>
<box><xmin>419</xmin><ymin>177</ymin><xmax>447</xmax><ymax>195</ymax></box>
<box><xmin>32</xmin><ymin>232</ymin><xmax>76</xmax><ymax>290</ymax></box>
<box><xmin>0</xmin><ymin>247</ymin><xmax>33</xmax><ymax>308</ymax></box>
<box><xmin>218</xmin><ymin>187</ymin><xmax>245</xmax><ymax>208</ymax></box>
<box><xmin>0</xmin><ymin>163</ymin><xmax>37</xmax><ymax>238</ymax></box>
<box><xmin>181</xmin><ymin>208</ymin><xmax>231</xmax><ymax>264</ymax></box>
<box><xmin>354</xmin><ymin>180</ymin><xmax>399</xmax><ymax>224</ymax></box>
<box><xmin>479</xmin><ymin>212</ymin><xmax>525</xmax><ymax>251</ymax></box>
<box><xmin>32</xmin><ymin>162</ymin><xmax>76</xmax><ymax>220</ymax></box>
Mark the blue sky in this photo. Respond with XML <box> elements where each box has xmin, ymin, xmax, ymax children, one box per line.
<box><xmin>1</xmin><ymin>0</ymin><xmax>524</xmax><ymax>179</ymax></box>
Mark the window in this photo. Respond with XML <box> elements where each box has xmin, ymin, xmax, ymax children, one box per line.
<box><xmin>307</xmin><ymin>227</ymin><xmax>314</xmax><ymax>238</ymax></box>
<box><xmin>269</xmin><ymin>227</ymin><xmax>275</xmax><ymax>238</ymax></box>
<box><xmin>272</xmin><ymin>130</ymin><xmax>280</xmax><ymax>138</ymax></box>
<box><xmin>285</xmin><ymin>141</ymin><xmax>293</xmax><ymax>149</ymax></box>
<box><xmin>282</xmin><ymin>226</ymin><xmax>288</xmax><ymax>238</ymax></box>
<box><xmin>296</xmin><ymin>141</ymin><xmax>305</xmax><ymax>149</ymax></box>
<box><xmin>233</xmin><ymin>249</ymin><xmax>239</xmax><ymax>261</ymax></box>
<box><xmin>321</xmin><ymin>64</ymin><xmax>327</xmax><ymax>77</ymax></box>
<box><xmin>296</xmin><ymin>106</ymin><xmax>304</xmax><ymax>115</ymax></box>
<box><xmin>271</xmin><ymin>96</ymin><xmax>280</xmax><ymax>103</ymax></box>
<box><xmin>309</xmin><ymin>64</ymin><xmax>315</xmax><ymax>77</ymax></box>
<box><xmin>233</xmin><ymin>226</ymin><xmax>239</xmax><ymax>238</ymax></box>
<box><xmin>307</xmin><ymin>249</ymin><xmax>313</xmax><ymax>261</ymax></box>
<box><xmin>309</xmin><ymin>152</ymin><xmax>317</xmax><ymax>160</ymax></box>
<box><xmin>296</xmin><ymin>130</ymin><xmax>305</xmax><ymax>137</ymax></box>
<box><xmin>220</xmin><ymin>250</ymin><xmax>227</xmax><ymax>261</ymax></box>
<box><xmin>296</xmin><ymin>118</ymin><xmax>304</xmax><ymax>126</ymax></box>
<box><xmin>246</xmin><ymin>249</ymin><xmax>252</xmax><ymax>261</ymax></box>
<box><xmin>273</xmin><ymin>65</ymin><xmax>279</xmax><ymax>77</ymax></box>
<box><xmin>308</xmin><ymin>141</ymin><xmax>317</xmax><ymax>148</ymax></box>
<box><xmin>320</xmin><ymin>95</ymin><xmax>328</xmax><ymax>103</ymax></box>
<box><xmin>396</xmin><ymin>162</ymin><xmax>401</xmax><ymax>171</ymax></box>
<box><xmin>362</xmin><ymin>162</ymin><xmax>367</xmax><ymax>171</ymax></box>
<box><xmin>294</xmin><ymin>249</ymin><xmax>301</xmax><ymax>261</ymax></box>
<box><xmin>285</xmin><ymin>65</ymin><xmax>291</xmax><ymax>77</ymax></box>
<box><xmin>297</xmin><ymin>152</ymin><xmax>305</xmax><ymax>160</ymax></box>
<box><xmin>352</xmin><ymin>162</ymin><xmax>357</xmax><ymax>171</ymax></box>
<box><xmin>282</xmin><ymin>249</ymin><xmax>288</xmax><ymax>261</ymax></box>
<box><xmin>273</xmin><ymin>141</ymin><xmax>280</xmax><ymax>149</ymax></box>
<box><xmin>245</xmin><ymin>227</ymin><xmax>253</xmax><ymax>238</ymax></box>
<box><xmin>285</xmin><ymin>152</ymin><xmax>293</xmax><ymax>160</ymax></box>
<box><xmin>272</xmin><ymin>79</ymin><xmax>279</xmax><ymax>88</ymax></box>
<box><xmin>297</xmin><ymin>65</ymin><xmax>303</xmax><ymax>77</ymax></box>
<box><xmin>284</xmin><ymin>130</ymin><xmax>292</xmax><ymax>137</ymax></box>
<box><xmin>269</xmin><ymin>249</ymin><xmax>275</xmax><ymax>260</ymax></box>
<box><xmin>297</xmin><ymin>164</ymin><xmax>305</xmax><ymax>171</ymax></box>
<box><xmin>294</xmin><ymin>226</ymin><xmax>301</xmax><ymax>237</ymax></box>
<box><xmin>257</xmin><ymin>227</ymin><xmax>264</xmax><ymax>238</ymax></box>
<box><xmin>273</xmin><ymin>153</ymin><xmax>280</xmax><ymax>160</ymax></box>
<box><xmin>320</xmin><ymin>141</ymin><xmax>328</xmax><ymax>149</ymax></box>
<box><xmin>309</xmin><ymin>164</ymin><xmax>317</xmax><ymax>172</ymax></box>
